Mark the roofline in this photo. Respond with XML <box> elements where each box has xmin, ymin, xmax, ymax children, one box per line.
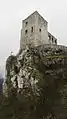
<box><xmin>48</xmin><ymin>32</ymin><xmax>57</xmax><ymax>40</ymax></box>
<box><xmin>23</xmin><ymin>11</ymin><xmax>48</xmax><ymax>23</ymax></box>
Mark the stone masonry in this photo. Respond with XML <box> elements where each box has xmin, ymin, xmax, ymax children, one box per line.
<box><xmin>20</xmin><ymin>11</ymin><xmax>57</xmax><ymax>49</ymax></box>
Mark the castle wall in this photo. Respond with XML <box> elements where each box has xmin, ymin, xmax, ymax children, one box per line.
<box><xmin>48</xmin><ymin>32</ymin><xmax>57</xmax><ymax>45</ymax></box>
<box><xmin>20</xmin><ymin>11</ymin><xmax>49</xmax><ymax>49</ymax></box>
<box><xmin>37</xmin><ymin>44</ymin><xmax>67</xmax><ymax>52</ymax></box>
<box><xmin>20</xmin><ymin>12</ymin><xmax>36</xmax><ymax>49</ymax></box>
<box><xmin>34</xmin><ymin>13</ymin><xmax>49</xmax><ymax>46</ymax></box>
<box><xmin>20</xmin><ymin>11</ymin><xmax>58</xmax><ymax>49</ymax></box>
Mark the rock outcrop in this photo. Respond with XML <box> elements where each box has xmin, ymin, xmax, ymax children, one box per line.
<box><xmin>0</xmin><ymin>74</ymin><xmax>3</xmax><ymax>102</ymax></box>
<box><xmin>5</xmin><ymin>44</ymin><xmax>67</xmax><ymax>119</ymax></box>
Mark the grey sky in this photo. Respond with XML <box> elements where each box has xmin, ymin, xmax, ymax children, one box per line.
<box><xmin>0</xmin><ymin>0</ymin><xmax>67</xmax><ymax>74</ymax></box>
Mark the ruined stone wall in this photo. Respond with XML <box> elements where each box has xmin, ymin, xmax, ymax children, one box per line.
<box><xmin>37</xmin><ymin>44</ymin><xmax>67</xmax><ymax>51</ymax></box>
<box><xmin>20</xmin><ymin>11</ymin><xmax>49</xmax><ymax>49</ymax></box>
<box><xmin>20</xmin><ymin>12</ymin><xmax>36</xmax><ymax>49</ymax></box>
<box><xmin>48</xmin><ymin>32</ymin><xmax>57</xmax><ymax>45</ymax></box>
<box><xmin>35</xmin><ymin>12</ymin><xmax>48</xmax><ymax>45</ymax></box>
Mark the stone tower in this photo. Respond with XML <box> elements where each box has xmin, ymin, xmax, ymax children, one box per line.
<box><xmin>20</xmin><ymin>11</ymin><xmax>57</xmax><ymax>49</ymax></box>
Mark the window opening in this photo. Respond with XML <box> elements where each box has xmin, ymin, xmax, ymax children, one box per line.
<box><xmin>48</xmin><ymin>35</ymin><xmax>51</xmax><ymax>40</ymax></box>
<box><xmin>25</xmin><ymin>30</ymin><xmax>28</xmax><ymax>34</ymax></box>
<box><xmin>25</xmin><ymin>21</ymin><xmax>28</xmax><ymax>25</ymax></box>
<box><xmin>31</xmin><ymin>27</ymin><xmax>33</xmax><ymax>32</ymax></box>
<box><xmin>52</xmin><ymin>37</ymin><xmax>54</xmax><ymax>42</ymax></box>
<box><xmin>55</xmin><ymin>40</ymin><xmax>57</xmax><ymax>44</ymax></box>
<box><xmin>39</xmin><ymin>28</ymin><xmax>41</xmax><ymax>32</ymax></box>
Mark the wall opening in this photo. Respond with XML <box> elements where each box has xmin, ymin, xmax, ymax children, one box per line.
<box><xmin>25</xmin><ymin>21</ymin><xmax>28</xmax><ymax>25</ymax></box>
<box><xmin>25</xmin><ymin>30</ymin><xmax>28</xmax><ymax>34</ymax></box>
<box><xmin>39</xmin><ymin>28</ymin><xmax>41</xmax><ymax>32</ymax></box>
<box><xmin>52</xmin><ymin>37</ymin><xmax>54</xmax><ymax>43</ymax></box>
<box><xmin>31</xmin><ymin>27</ymin><xmax>33</xmax><ymax>32</ymax></box>
<box><xmin>48</xmin><ymin>35</ymin><xmax>51</xmax><ymax>40</ymax></box>
<box><xmin>55</xmin><ymin>40</ymin><xmax>57</xmax><ymax>44</ymax></box>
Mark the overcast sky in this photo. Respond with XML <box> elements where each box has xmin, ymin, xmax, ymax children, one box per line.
<box><xmin>0</xmin><ymin>0</ymin><xmax>67</xmax><ymax>75</ymax></box>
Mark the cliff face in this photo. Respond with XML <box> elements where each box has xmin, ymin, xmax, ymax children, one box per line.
<box><xmin>5</xmin><ymin>44</ymin><xmax>67</xmax><ymax>119</ymax></box>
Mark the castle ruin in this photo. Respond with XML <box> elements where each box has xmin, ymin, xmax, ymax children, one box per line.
<box><xmin>20</xmin><ymin>11</ymin><xmax>57</xmax><ymax>49</ymax></box>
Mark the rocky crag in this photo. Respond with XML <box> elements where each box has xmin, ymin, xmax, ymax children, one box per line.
<box><xmin>4</xmin><ymin>44</ymin><xmax>67</xmax><ymax>119</ymax></box>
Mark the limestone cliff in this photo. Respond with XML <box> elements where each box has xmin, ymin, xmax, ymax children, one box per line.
<box><xmin>5</xmin><ymin>44</ymin><xmax>67</xmax><ymax>119</ymax></box>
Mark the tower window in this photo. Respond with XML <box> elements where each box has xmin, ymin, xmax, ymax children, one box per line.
<box><xmin>25</xmin><ymin>21</ymin><xmax>28</xmax><ymax>25</ymax></box>
<box><xmin>25</xmin><ymin>30</ymin><xmax>28</xmax><ymax>34</ymax></box>
<box><xmin>48</xmin><ymin>35</ymin><xmax>51</xmax><ymax>40</ymax></box>
<box><xmin>31</xmin><ymin>27</ymin><xmax>33</xmax><ymax>32</ymax></box>
<box><xmin>55</xmin><ymin>39</ymin><xmax>57</xmax><ymax>44</ymax></box>
<box><xmin>39</xmin><ymin>28</ymin><xmax>41</xmax><ymax>32</ymax></box>
<box><xmin>52</xmin><ymin>37</ymin><xmax>54</xmax><ymax>42</ymax></box>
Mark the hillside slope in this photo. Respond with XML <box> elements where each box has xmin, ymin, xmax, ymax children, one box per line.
<box><xmin>4</xmin><ymin>44</ymin><xmax>67</xmax><ymax>119</ymax></box>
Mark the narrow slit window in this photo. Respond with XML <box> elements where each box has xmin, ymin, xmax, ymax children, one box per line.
<box><xmin>25</xmin><ymin>21</ymin><xmax>28</xmax><ymax>25</ymax></box>
<box><xmin>39</xmin><ymin>28</ymin><xmax>41</xmax><ymax>32</ymax></box>
<box><xmin>55</xmin><ymin>40</ymin><xmax>57</xmax><ymax>44</ymax></box>
<box><xmin>25</xmin><ymin>30</ymin><xmax>28</xmax><ymax>34</ymax></box>
<box><xmin>49</xmin><ymin>35</ymin><xmax>51</xmax><ymax>40</ymax></box>
<box><xmin>31</xmin><ymin>27</ymin><xmax>33</xmax><ymax>32</ymax></box>
<box><xmin>52</xmin><ymin>37</ymin><xmax>54</xmax><ymax>42</ymax></box>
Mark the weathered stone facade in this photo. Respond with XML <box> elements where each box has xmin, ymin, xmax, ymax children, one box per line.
<box><xmin>20</xmin><ymin>11</ymin><xmax>57</xmax><ymax>49</ymax></box>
